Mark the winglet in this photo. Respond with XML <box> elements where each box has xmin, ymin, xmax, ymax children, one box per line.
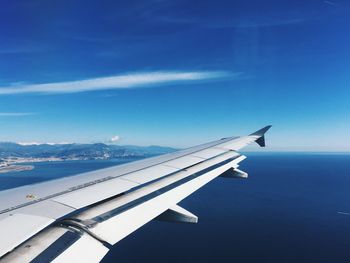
<box><xmin>250</xmin><ymin>125</ymin><xmax>272</xmax><ymax>147</ymax></box>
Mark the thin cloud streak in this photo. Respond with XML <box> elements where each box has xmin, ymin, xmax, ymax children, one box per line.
<box><xmin>0</xmin><ymin>71</ymin><xmax>234</xmax><ymax>95</ymax></box>
<box><xmin>0</xmin><ymin>112</ymin><xmax>35</xmax><ymax>117</ymax></box>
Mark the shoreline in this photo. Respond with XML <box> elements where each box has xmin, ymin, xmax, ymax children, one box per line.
<box><xmin>0</xmin><ymin>165</ymin><xmax>34</xmax><ymax>174</ymax></box>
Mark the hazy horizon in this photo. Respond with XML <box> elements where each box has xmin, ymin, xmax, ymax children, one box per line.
<box><xmin>1</xmin><ymin>140</ymin><xmax>350</xmax><ymax>153</ymax></box>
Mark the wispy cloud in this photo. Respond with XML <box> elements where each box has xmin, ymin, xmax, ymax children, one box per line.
<box><xmin>324</xmin><ymin>0</ymin><xmax>337</xmax><ymax>6</ymax></box>
<box><xmin>0</xmin><ymin>112</ymin><xmax>35</xmax><ymax>117</ymax></box>
<box><xmin>0</xmin><ymin>44</ymin><xmax>48</xmax><ymax>55</ymax></box>
<box><xmin>0</xmin><ymin>71</ymin><xmax>234</xmax><ymax>95</ymax></box>
<box><xmin>0</xmin><ymin>47</ymin><xmax>38</xmax><ymax>55</ymax></box>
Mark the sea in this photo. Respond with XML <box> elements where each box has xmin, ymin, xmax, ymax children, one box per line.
<box><xmin>1</xmin><ymin>153</ymin><xmax>350</xmax><ymax>263</ymax></box>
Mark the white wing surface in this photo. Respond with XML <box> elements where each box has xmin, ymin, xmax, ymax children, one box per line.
<box><xmin>0</xmin><ymin>126</ymin><xmax>271</xmax><ymax>262</ymax></box>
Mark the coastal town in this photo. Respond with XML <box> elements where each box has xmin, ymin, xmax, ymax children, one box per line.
<box><xmin>0</xmin><ymin>156</ymin><xmax>102</xmax><ymax>174</ymax></box>
<box><xmin>0</xmin><ymin>159</ymin><xmax>34</xmax><ymax>173</ymax></box>
<box><xmin>0</xmin><ymin>142</ymin><xmax>175</xmax><ymax>174</ymax></box>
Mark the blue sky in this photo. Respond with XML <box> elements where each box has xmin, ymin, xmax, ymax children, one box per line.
<box><xmin>0</xmin><ymin>0</ymin><xmax>349</xmax><ymax>151</ymax></box>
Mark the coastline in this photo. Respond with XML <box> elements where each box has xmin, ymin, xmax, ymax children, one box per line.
<box><xmin>0</xmin><ymin>164</ymin><xmax>34</xmax><ymax>174</ymax></box>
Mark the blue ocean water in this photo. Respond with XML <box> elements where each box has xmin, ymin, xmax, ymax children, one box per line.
<box><xmin>102</xmin><ymin>153</ymin><xmax>350</xmax><ymax>263</ymax></box>
<box><xmin>1</xmin><ymin>153</ymin><xmax>350</xmax><ymax>262</ymax></box>
<box><xmin>0</xmin><ymin>158</ymin><xmax>141</xmax><ymax>191</ymax></box>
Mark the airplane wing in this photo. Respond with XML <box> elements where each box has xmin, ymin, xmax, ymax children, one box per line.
<box><xmin>0</xmin><ymin>126</ymin><xmax>271</xmax><ymax>262</ymax></box>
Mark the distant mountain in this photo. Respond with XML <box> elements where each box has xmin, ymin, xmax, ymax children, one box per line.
<box><xmin>0</xmin><ymin>142</ymin><xmax>177</xmax><ymax>160</ymax></box>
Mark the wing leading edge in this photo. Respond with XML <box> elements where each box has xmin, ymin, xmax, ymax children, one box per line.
<box><xmin>0</xmin><ymin>126</ymin><xmax>271</xmax><ymax>262</ymax></box>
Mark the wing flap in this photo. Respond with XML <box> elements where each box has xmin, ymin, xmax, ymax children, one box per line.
<box><xmin>0</xmin><ymin>214</ymin><xmax>54</xmax><ymax>258</ymax></box>
<box><xmin>89</xmin><ymin>158</ymin><xmax>238</xmax><ymax>245</ymax></box>
<box><xmin>121</xmin><ymin>165</ymin><xmax>179</xmax><ymax>184</ymax></box>
<box><xmin>191</xmin><ymin>147</ymin><xmax>226</xmax><ymax>159</ymax></box>
<box><xmin>0</xmin><ymin>226</ymin><xmax>108</xmax><ymax>263</ymax></box>
<box><xmin>50</xmin><ymin>234</ymin><xmax>109</xmax><ymax>263</ymax></box>
<box><xmin>162</xmin><ymin>155</ymin><xmax>205</xmax><ymax>169</ymax></box>
<box><xmin>52</xmin><ymin>178</ymin><xmax>138</xmax><ymax>210</ymax></box>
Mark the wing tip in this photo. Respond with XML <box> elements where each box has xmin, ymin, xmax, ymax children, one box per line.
<box><xmin>250</xmin><ymin>125</ymin><xmax>272</xmax><ymax>137</ymax></box>
<box><xmin>250</xmin><ymin>125</ymin><xmax>272</xmax><ymax>147</ymax></box>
